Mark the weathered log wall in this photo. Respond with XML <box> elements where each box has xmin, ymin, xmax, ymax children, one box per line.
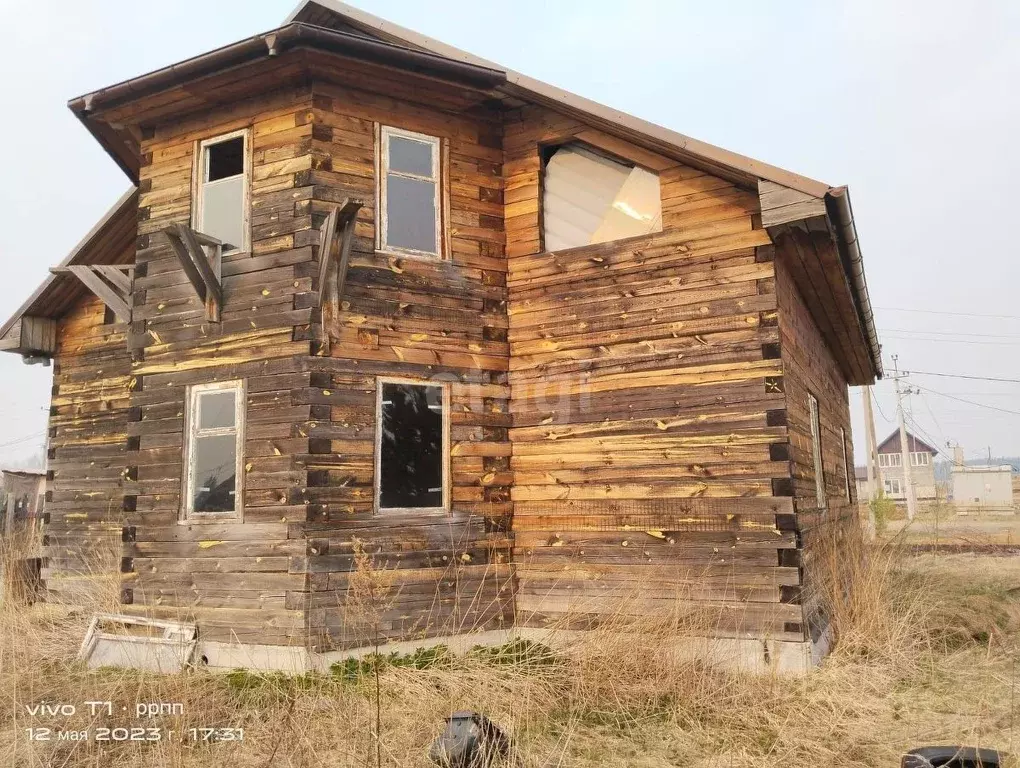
<box><xmin>774</xmin><ymin>239</ymin><xmax>859</xmax><ymax>642</ymax></box>
<box><xmin>122</xmin><ymin>86</ymin><xmax>318</xmax><ymax>645</ymax></box>
<box><xmin>505</xmin><ymin>105</ymin><xmax>804</xmax><ymax>642</ymax></box>
<box><xmin>37</xmin><ymin>57</ymin><xmax>866</xmax><ymax>655</ymax></box>
<box><xmin>300</xmin><ymin>78</ymin><xmax>514</xmax><ymax>651</ymax></box>
<box><xmin>44</xmin><ymin>296</ymin><xmax>131</xmax><ymax>603</ymax></box>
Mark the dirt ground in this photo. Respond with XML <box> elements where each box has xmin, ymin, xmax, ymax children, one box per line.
<box><xmin>883</xmin><ymin>511</ymin><xmax>1020</xmax><ymax>546</ymax></box>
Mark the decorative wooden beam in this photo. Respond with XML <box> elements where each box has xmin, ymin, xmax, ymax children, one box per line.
<box><xmin>51</xmin><ymin>265</ymin><xmax>133</xmax><ymax>322</ymax></box>
<box><xmin>316</xmin><ymin>198</ymin><xmax>363</xmax><ymax>309</ymax></box>
<box><xmin>316</xmin><ymin>198</ymin><xmax>363</xmax><ymax>353</ymax></box>
<box><xmin>163</xmin><ymin>223</ymin><xmax>223</xmax><ymax>321</ymax></box>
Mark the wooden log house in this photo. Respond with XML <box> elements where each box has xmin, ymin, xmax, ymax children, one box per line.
<box><xmin>0</xmin><ymin>0</ymin><xmax>882</xmax><ymax>672</ymax></box>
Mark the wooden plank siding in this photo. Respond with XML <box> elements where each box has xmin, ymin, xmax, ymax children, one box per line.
<box><xmin>44</xmin><ymin>296</ymin><xmax>131</xmax><ymax>604</ymax></box>
<box><xmin>31</xmin><ymin>57</ymin><xmax>869</xmax><ymax>655</ymax></box>
<box><xmin>298</xmin><ymin>81</ymin><xmax>514</xmax><ymax>652</ymax></box>
<box><xmin>504</xmin><ymin>104</ymin><xmax>804</xmax><ymax>642</ymax></box>
<box><xmin>123</xmin><ymin>86</ymin><xmax>321</xmax><ymax>645</ymax></box>
<box><xmin>774</xmin><ymin>246</ymin><xmax>860</xmax><ymax>644</ymax></box>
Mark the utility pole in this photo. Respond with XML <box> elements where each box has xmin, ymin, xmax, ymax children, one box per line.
<box><xmin>862</xmin><ymin>385</ymin><xmax>882</xmax><ymax>499</ymax></box>
<box><xmin>892</xmin><ymin>355</ymin><xmax>917</xmax><ymax>521</ymax></box>
<box><xmin>861</xmin><ymin>385</ymin><xmax>881</xmax><ymax>539</ymax></box>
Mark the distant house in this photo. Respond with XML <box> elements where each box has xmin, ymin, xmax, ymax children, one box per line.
<box><xmin>854</xmin><ymin>465</ymin><xmax>870</xmax><ymax>501</ymax></box>
<box><xmin>875</xmin><ymin>431</ymin><xmax>938</xmax><ymax>500</ymax></box>
<box><xmin>952</xmin><ymin>464</ymin><xmax>1015</xmax><ymax>514</ymax></box>
<box><xmin>2</xmin><ymin>469</ymin><xmax>46</xmax><ymax>532</ymax></box>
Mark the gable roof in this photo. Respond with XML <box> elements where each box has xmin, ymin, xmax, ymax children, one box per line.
<box><xmin>2</xmin><ymin>1</ymin><xmax>881</xmax><ymax>380</ymax></box>
<box><xmin>0</xmin><ymin>188</ymin><xmax>137</xmax><ymax>352</ymax></box>
<box><xmin>283</xmin><ymin>2</ymin><xmax>879</xmax><ymax>381</ymax></box>
<box><xmin>876</xmin><ymin>430</ymin><xmax>939</xmax><ymax>456</ymax></box>
<box><xmin>288</xmin><ymin>0</ymin><xmax>833</xmax><ymax>198</ymax></box>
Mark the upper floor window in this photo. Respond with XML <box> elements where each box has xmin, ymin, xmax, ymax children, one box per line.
<box><xmin>194</xmin><ymin>129</ymin><xmax>249</xmax><ymax>253</ymax></box>
<box><xmin>911</xmin><ymin>451</ymin><xmax>930</xmax><ymax>467</ymax></box>
<box><xmin>879</xmin><ymin>453</ymin><xmax>902</xmax><ymax>468</ymax></box>
<box><xmin>378</xmin><ymin>126</ymin><xmax>441</xmax><ymax>257</ymax></box>
<box><xmin>542</xmin><ymin>143</ymin><xmax>662</xmax><ymax>252</ymax></box>
<box><xmin>183</xmin><ymin>380</ymin><xmax>245</xmax><ymax>520</ymax></box>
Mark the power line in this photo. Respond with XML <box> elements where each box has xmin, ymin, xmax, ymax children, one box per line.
<box><xmin>903</xmin><ymin>370</ymin><xmax>1020</xmax><ymax>384</ymax></box>
<box><xmin>882</xmin><ymin>334</ymin><xmax>1020</xmax><ymax>347</ymax></box>
<box><xmin>903</xmin><ymin>413</ymin><xmax>948</xmax><ymax>461</ymax></box>
<box><xmin>879</xmin><ymin>327</ymin><xmax>1020</xmax><ymax>340</ymax></box>
<box><xmin>0</xmin><ymin>431</ymin><xmax>46</xmax><ymax>450</ymax></box>
<box><xmin>877</xmin><ymin>306</ymin><xmax>1020</xmax><ymax>322</ymax></box>
<box><xmin>870</xmin><ymin>387</ymin><xmax>893</xmax><ymax>422</ymax></box>
<box><xmin>917</xmin><ymin>391</ymin><xmax>948</xmax><ymax>448</ymax></box>
<box><xmin>913</xmin><ymin>382</ymin><xmax>1020</xmax><ymax>417</ymax></box>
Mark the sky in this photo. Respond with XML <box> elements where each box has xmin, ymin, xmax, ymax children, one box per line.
<box><xmin>0</xmin><ymin>0</ymin><xmax>1018</xmax><ymax>469</ymax></box>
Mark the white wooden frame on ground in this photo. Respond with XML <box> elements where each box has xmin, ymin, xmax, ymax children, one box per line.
<box><xmin>78</xmin><ymin>614</ymin><xmax>198</xmax><ymax>673</ymax></box>
<box><xmin>374</xmin><ymin>376</ymin><xmax>451</xmax><ymax>515</ymax></box>
<box><xmin>375</xmin><ymin>124</ymin><xmax>443</xmax><ymax>259</ymax></box>
<box><xmin>192</xmin><ymin>127</ymin><xmax>252</xmax><ymax>255</ymax></box>
<box><xmin>181</xmin><ymin>379</ymin><xmax>246</xmax><ymax>522</ymax></box>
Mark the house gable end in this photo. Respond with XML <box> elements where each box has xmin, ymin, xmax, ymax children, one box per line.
<box><xmin>876</xmin><ymin>430</ymin><xmax>938</xmax><ymax>456</ymax></box>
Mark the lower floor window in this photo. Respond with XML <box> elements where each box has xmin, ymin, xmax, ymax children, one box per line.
<box><xmin>884</xmin><ymin>478</ymin><xmax>903</xmax><ymax>495</ymax></box>
<box><xmin>377</xmin><ymin>380</ymin><xmax>447</xmax><ymax>511</ymax></box>
<box><xmin>184</xmin><ymin>380</ymin><xmax>245</xmax><ymax>518</ymax></box>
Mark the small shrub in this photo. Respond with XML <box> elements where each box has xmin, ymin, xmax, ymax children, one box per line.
<box><xmin>469</xmin><ymin>638</ymin><xmax>559</xmax><ymax>668</ymax></box>
<box><xmin>870</xmin><ymin>492</ymin><xmax>895</xmax><ymax>535</ymax></box>
<box><xmin>330</xmin><ymin>644</ymin><xmax>454</xmax><ymax>684</ymax></box>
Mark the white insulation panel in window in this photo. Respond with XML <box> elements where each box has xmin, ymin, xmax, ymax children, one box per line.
<box><xmin>543</xmin><ymin>145</ymin><xmax>662</xmax><ymax>252</ymax></box>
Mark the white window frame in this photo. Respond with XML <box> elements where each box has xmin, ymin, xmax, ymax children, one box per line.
<box><xmin>911</xmin><ymin>451</ymin><xmax>930</xmax><ymax>467</ymax></box>
<box><xmin>181</xmin><ymin>379</ymin><xmax>246</xmax><ymax>521</ymax></box>
<box><xmin>376</xmin><ymin>125</ymin><xmax>442</xmax><ymax>259</ymax></box>
<box><xmin>808</xmin><ymin>393</ymin><xmax>826</xmax><ymax>509</ymax></box>
<box><xmin>192</xmin><ymin>128</ymin><xmax>251</xmax><ymax>254</ymax></box>
<box><xmin>374</xmin><ymin>377</ymin><xmax>450</xmax><ymax>515</ymax></box>
<box><xmin>841</xmin><ymin>427</ymin><xmax>852</xmax><ymax>500</ymax></box>
<box><xmin>879</xmin><ymin>453</ymin><xmax>902</xmax><ymax>468</ymax></box>
<box><xmin>884</xmin><ymin>478</ymin><xmax>902</xmax><ymax>495</ymax></box>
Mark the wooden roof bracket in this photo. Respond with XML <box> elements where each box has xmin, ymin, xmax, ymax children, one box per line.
<box><xmin>163</xmin><ymin>223</ymin><xmax>224</xmax><ymax>321</ymax></box>
<box><xmin>50</xmin><ymin>265</ymin><xmax>134</xmax><ymax>323</ymax></box>
<box><xmin>315</xmin><ymin>198</ymin><xmax>363</xmax><ymax>354</ymax></box>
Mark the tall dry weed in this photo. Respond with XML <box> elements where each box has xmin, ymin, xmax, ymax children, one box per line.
<box><xmin>0</xmin><ymin>522</ymin><xmax>1015</xmax><ymax>767</ymax></box>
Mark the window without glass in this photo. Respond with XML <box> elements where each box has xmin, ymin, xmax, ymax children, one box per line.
<box><xmin>195</xmin><ymin>131</ymin><xmax>249</xmax><ymax>252</ymax></box>
<box><xmin>808</xmin><ymin>394</ymin><xmax>826</xmax><ymax>509</ymax></box>
<box><xmin>183</xmin><ymin>380</ymin><xmax>244</xmax><ymax>519</ymax></box>
<box><xmin>376</xmin><ymin>380</ymin><xmax>447</xmax><ymax>511</ymax></box>
<box><xmin>378</xmin><ymin>126</ymin><xmax>441</xmax><ymax>257</ymax></box>
<box><xmin>542</xmin><ymin>143</ymin><xmax>662</xmax><ymax>252</ymax></box>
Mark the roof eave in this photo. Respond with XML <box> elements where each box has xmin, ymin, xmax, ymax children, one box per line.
<box><xmin>67</xmin><ymin>22</ymin><xmax>507</xmax><ymax>184</ymax></box>
<box><xmin>288</xmin><ymin>0</ymin><xmax>835</xmax><ymax>198</ymax></box>
<box><xmin>825</xmin><ymin>187</ymin><xmax>883</xmax><ymax>380</ymax></box>
<box><xmin>0</xmin><ymin>187</ymin><xmax>138</xmax><ymax>346</ymax></box>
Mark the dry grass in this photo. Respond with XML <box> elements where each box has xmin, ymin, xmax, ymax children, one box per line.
<box><xmin>0</xmin><ymin>531</ymin><xmax>1018</xmax><ymax>767</ymax></box>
